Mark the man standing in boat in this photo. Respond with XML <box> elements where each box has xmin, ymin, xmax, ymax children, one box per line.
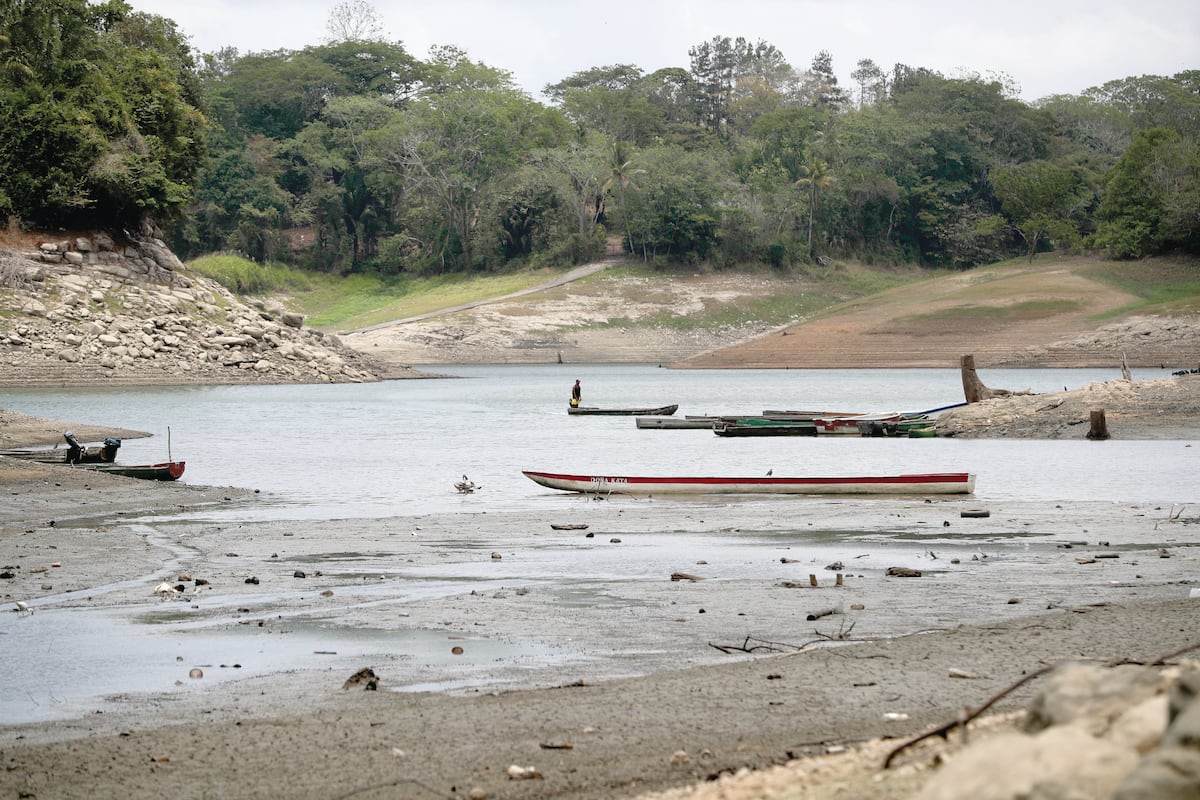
<box><xmin>570</xmin><ymin>379</ymin><xmax>582</xmax><ymax>408</ymax></box>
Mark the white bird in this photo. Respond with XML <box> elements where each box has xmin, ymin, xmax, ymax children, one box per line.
<box><xmin>14</xmin><ymin>601</ymin><xmax>30</xmax><ymax>615</ymax></box>
<box><xmin>455</xmin><ymin>474</ymin><xmax>477</xmax><ymax>494</ymax></box>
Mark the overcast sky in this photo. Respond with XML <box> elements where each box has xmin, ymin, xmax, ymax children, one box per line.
<box><xmin>129</xmin><ymin>0</ymin><xmax>1197</xmax><ymax>103</ymax></box>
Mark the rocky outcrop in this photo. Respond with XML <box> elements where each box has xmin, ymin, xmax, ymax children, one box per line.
<box><xmin>0</xmin><ymin>233</ymin><xmax>389</xmax><ymax>387</ymax></box>
<box><xmin>915</xmin><ymin>660</ymin><xmax>1200</xmax><ymax>800</ymax></box>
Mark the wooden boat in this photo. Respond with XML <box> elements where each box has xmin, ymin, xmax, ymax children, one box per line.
<box><xmin>522</xmin><ymin>470</ymin><xmax>975</xmax><ymax>495</ymax></box>
<box><xmin>569</xmin><ymin>404</ymin><xmax>678</xmax><ymax>416</ymax></box>
<box><xmin>1</xmin><ymin>432</ymin><xmax>121</xmax><ymax>464</ymax></box>
<box><xmin>87</xmin><ymin>461</ymin><xmax>186</xmax><ymax>481</ymax></box>
<box><xmin>636</xmin><ymin>416</ymin><xmax>716</xmax><ymax>429</ymax></box>
<box><xmin>813</xmin><ymin>413</ymin><xmax>902</xmax><ymax>435</ymax></box>
<box><xmin>713</xmin><ymin>420</ymin><xmax>817</xmax><ymax>437</ymax></box>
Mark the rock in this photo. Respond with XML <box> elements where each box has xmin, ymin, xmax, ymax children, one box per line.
<box><xmin>914</xmin><ymin>725</ymin><xmax>1138</xmax><ymax>800</ymax></box>
<box><xmin>886</xmin><ymin>566</ymin><xmax>922</xmax><ymax>577</ymax></box>
<box><xmin>342</xmin><ymin>667</ymin><xmax>379</xmax><ymax>690</ymax></box>
<box><xmin>1024</xmin><ymin>663</ymin><xmax>1167</xmax><ymax>735</ymax></box>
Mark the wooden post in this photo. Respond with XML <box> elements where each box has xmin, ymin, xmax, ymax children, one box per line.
<box><xmin>1087</xmin><ymin>409</ymin><xmax>1110</xmax><ymax>440</ymax></box>
<box><xmin>808</xmin><ymin>574</ymin><xmax>818</xmax><ymax>587</ymax></box>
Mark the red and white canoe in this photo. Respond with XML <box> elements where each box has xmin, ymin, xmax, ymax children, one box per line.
<box><xmin>522</xmin><ymin>470</ymin><xmax>975</xmax><ymax>495</ymax></box>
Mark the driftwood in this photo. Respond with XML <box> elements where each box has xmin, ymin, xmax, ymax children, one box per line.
<box><xmin>960</xmin><ymin>354</ymin><xmax>1035</xmax><ymax>403</ymax></box>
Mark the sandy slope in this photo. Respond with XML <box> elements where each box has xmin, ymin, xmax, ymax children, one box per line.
<box><xmin>338</xmin><ymin>257</ymin><xmax>1200</xmax><ymax>371</ymax></box>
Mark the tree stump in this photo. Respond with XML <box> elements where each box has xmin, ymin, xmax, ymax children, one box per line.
<box><xmin>961</xmin><ymin>354</ymin><xmax>1033</xmax><ymax>403</ymax></box>
<box><xmin>1087</xmin><ymin>409</ymin><xmax>1110</xmax><ymax>440</ymax></box>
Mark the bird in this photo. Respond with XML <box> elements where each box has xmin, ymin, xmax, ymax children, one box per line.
<box><xmin>765</xmin><ymin>469</ymin><xmax>773</xmax><ymax>476</ymax></box>
<box><xmin>454</xmin><ymin>474</ymin><xmax>476</xmax><ymax>494</ymax></box>
<box><xmin>13</xmin><ymin>601</ymin><xmax>31</xmax><ymax>615</ymax></box>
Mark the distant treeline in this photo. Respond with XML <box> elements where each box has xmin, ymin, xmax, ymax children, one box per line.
<box><xmin>2</xmin><ymin>0</ymin><xmax>1197</xmax><ymax>276</ymax></box>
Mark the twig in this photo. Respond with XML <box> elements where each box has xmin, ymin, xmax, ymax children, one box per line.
<box><xmin>883</xmin><ymin>664</ymin><xmax>1055</xmax><ymax>768</ymax></box>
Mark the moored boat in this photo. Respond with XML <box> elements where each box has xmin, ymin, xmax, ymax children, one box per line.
<box><xmin>88</xmin><ymin>461</ymin><xmax>186</xmax><ymax>481</ymax></box>
<box><xmin>713</xmin><ymin>420</ymin><xmax>818</xmax><ymax>437</ymax></box>
<box><xmin>1</xmin><ymin>432</ymin><xmax>121</xmax><ymax>464</ymax></box>
<box><xmin>522</xmin><ymin>470</ymin><xmax>975</xmax><ymax>495</ymax></box>
<box><xmin>813</xmin><ymin>413</ymin><xmax>902</xmax><ymax>435</ymax></box>
<box><xmin>569</xmin><ymin>404</ymin><xmax>678</xmax><ymax>416</ymax></box>
<box><xmin>635</xmin><ymin>416</ymin><xmax>716</xmax><ymax>429</ymax></box>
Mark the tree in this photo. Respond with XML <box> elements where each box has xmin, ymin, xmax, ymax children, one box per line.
<box><xmin>851</xmin><ymin>58</ymin><xmax>887</xmax><ymax>109</ymax></box>
<box><xmin>0</xmin><ymin>0</ymin><xmax>207</xmax><ymax>229</ymax></box>
<box><xmin>797</xmin><ymin>50</ymin><xmax>849</xmax><ymax>110</ymax></box>
<box><xmin>689</xmin><ymin>36</ymin><xmax>793</xmax><ymax>134</ymax></box>
<box><xmin>1095</xmin><ymin>127</ymin><xmax>1200</xmax><ymax>258</ymax></box>
<box><xmin>795</xmin><ymin>153</ymin><xmax>836</xmax><ymax>255</ymax></box>
<box><xmin>991</xmin><ymin>161</ymin><xmax>1090</xmax><ymax>260</ymax></box>
<box><xmin>326</xmin><ymin>0</ymin><xmax>385</xmax><ymax>43</ymax></box>
<box><xmin>603</xmin><ymin>140</ymin><xmax>645</xmax><ymax>254</ymax></box>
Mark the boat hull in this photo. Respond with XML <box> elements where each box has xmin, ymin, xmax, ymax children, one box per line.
<box><xmin>713</xmin><ymin>422</ymin><xmax>818</xmax><ymax>437</ymax></box>
<box><xmin>90</xmin><ymin>461</ymin><xmax>185</xmax><ymax>481</ymax></box>
<box><xmin>570</xmin><ymin>404</ymin><xmax>678</xmax><ymax>416</ymax></box>
<box><xmin>522</xmin><ymin>470</ymin><xmax>975</xmax><ymax>495</ymax></box>
<box><xmin>636</xmin><ymin>416</ymin><xmax>715</xmax><ymax>429</ymax></box>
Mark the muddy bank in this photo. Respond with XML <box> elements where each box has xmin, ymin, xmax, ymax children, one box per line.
<box><xmin>2</xmin><ymin>458</ymin><xmax>1199</xmax><ymax>799</ymax></box>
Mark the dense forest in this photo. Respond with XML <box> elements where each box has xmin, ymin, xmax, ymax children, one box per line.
<box><xmin>2</xmin><ymin>0</ymin><xmax>1198</xmax><ymax>277</ymax></box>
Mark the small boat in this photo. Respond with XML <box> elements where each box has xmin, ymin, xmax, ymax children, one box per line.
<box><xmin>1</xmin><ymin>432</ymin><xmax>121</xmax><ymax>464</ymax></box>
<box><xmin>713</xmin><ymin>420</ymin><xmax>818</xmax><ymax>437</ymax></box>
<box><xmin>522</xmin><ymin>470</ymin><xmax>975</xmax><ymax>495</ymax></box>
<box><xmin>813</xmin><ymin>413</ymin><xmax>902</xmax><ymax>435</ymax></box>
<box><xmin>87</xmin><ymin>461</ymin><xmax>186</xmax><ymax>481</ymax></box>
<box><xmin>636</xmin><ymin>416</ymin><xmax>716</xmax><ymax>429</ymax></box>
<box><xmin>569</xmin><ymin>404</ymin><xmax>678</xmax><ymax>416</ymax></box>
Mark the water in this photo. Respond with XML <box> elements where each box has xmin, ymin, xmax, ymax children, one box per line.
<box><xmin>2</xmin><ymin>365</ymin><xmax>1196</xmax><ymax>519</ymax></box>
<box><xmin>2</xmin><ymin>365</ymin><xmax>1197</xmax><ymax>726</ymax></box>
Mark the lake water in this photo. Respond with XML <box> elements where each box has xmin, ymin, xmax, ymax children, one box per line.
<box><xmin>3</xmin><ymin>364</ymin><xmax>1198</xmax><ymax>726</ymax></box>
<box><xmin>2</xmin><ymin>365</ymin><xmax>1196</xmax><ymax>518</ymax></box>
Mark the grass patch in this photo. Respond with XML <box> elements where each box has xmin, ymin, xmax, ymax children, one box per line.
<box><xmin>189</xmin><ymin>254</ymin><xmax>315</xmax><ymax>294</ymax></box>
<box><xmin>186</xmin><ymin>254</ymin><xmax>576</xmax><ymax>330</ymax></box>
<box><xmin>303</xmin><ymin>269</ymin><xmax>565</xmax><ymax>330</ymax></box>
<box><xmin>886</xmin><ymin>299</ymin><xmax>1083</xmax><ymax>332</ymax></box>
<box><xmin>1082</xmin><ymin>260</ymin><xmax>1200</xmax><ymax>316</ymax></box>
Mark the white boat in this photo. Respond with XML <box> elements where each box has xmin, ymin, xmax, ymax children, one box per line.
<box><xmin>522</xmin><ymin>470</ymin><xmax>976</xmax><ymax>495</ymax></box>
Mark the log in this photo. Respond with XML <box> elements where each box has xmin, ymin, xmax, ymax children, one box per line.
<box><xmin>1086</xmin><ymin>409</ymin><xmax>1110</xmax><ymax>440</ymax></box>
<box><xmin>806</xmin><ymin>607</ymin><xmax>837</xmax><ymax>621</ymax></box>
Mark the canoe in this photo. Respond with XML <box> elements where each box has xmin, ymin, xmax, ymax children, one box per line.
<box><xmin>569</xmin><ymin>404</ymin><xmax>678</xmax><ymax>416</ymax></box>
<box><xmin>88</xmin><ymin>461</ymin><xmax>186</xmax><ymax>481</ymax></box>
<box><xmin>636</xmin><ymin>416</ymin><xmax>716</xmax><ymax>429</ymax></box>
<box><xmin>522</xmin><ymin>470</ymin><xmax>975</xmax><ymax>495</ymax></box>
<box><xmin>713</xmin><ymin>420</ymin><xmax>817</xmax><ymax>437</ymax></box>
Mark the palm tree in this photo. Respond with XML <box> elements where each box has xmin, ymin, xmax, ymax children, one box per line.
<box><xmin>795</xmin><ymin>156</ymin><xmax>836</xmax><ymax>256</ymax></box>
<box><xmin>602</xmin><ymin>140</ymin><xmax>644</xmax><ymax>255</ymax></box>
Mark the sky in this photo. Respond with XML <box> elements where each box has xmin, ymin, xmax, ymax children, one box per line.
<box><xmin>129</xmin><ymin>0</ymin><xmax>1198</xmax><ymax>103</ymax></box>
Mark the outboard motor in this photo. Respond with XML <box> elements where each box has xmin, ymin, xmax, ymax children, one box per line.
<box><xmin>101</xmin><ymin>438</ymin><xmax>121</xmax><ymax>462</ymax></box>
<box><xmin>63</xmin><ymin>431</ymin><xmax>83</xmax><ymax>464</ymax></box>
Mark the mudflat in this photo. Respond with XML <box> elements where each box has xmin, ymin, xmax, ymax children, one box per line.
<box><xmin>1</xmin><ymin>409</ymin><xmax>1197</xmax><ymax>799</ymax></box>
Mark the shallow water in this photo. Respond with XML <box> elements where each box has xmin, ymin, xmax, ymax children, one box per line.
<box><xmin>2</xmin><ymin>366</ymin><xmax>1196</xmax><ymax>726</ymax></box>
<box><xmin>2</xmin><ymin>365</ymin><xmax>1196</xmax><ymax>520</ymax></box>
